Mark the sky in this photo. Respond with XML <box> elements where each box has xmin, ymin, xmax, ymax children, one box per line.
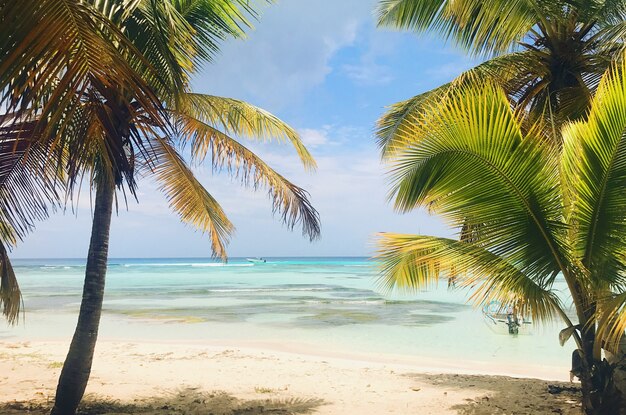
<box><xmin>12</xmin><ymin>0</ymin><xmax>479</xmax><ymax>259</ymax></box>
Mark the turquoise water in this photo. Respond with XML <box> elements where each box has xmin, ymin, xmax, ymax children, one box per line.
<box><xmin>3</xmin><ymin>257</ymin><xmax>573</xmax><ymax>376</ymax></box>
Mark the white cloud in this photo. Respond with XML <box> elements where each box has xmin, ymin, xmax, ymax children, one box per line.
<box><xmin>192</xmin><ymin>0</ymin><xmax>374</xmax><ymax>109</ymax></box>
<box><xmin>299</xmin><ymin>128</ymin><xmax>329</xmax><ymax>148</ymax></box>
<box><xmin>342</xmin><ymin>62</ymin><xmax>394</xmax><ymax>85</ymax></box>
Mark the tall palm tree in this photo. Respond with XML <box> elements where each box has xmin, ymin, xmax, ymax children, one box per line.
<box><xmin>375</xmin><ymin>0</ymin><xmax>625</xmax><ymax>157</ymax></box>
<box><xmin>0</xmin><ymin>2</ymin><xmax>319</xmax><ymax>414</ymax></box>
<box><xmin>0</xmin><ymin>0</ymin><xmax>167</xmax><ymax>326</ymax></box>
<box><xmin>377</xmin><ymin>58</ymin><xmax>626</xmax><ymax>414</ymax></box>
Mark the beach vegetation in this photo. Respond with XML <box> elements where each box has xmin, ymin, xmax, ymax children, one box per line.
<box><xmin>377</xmin><ymin>58</ymin><xmax>626</xmax><ymax>414</ymax></box>
<box><xmin>2</xmin><ymin>1</ymin><xmax>320</xmax><ymax>414</ymax></box>
<box><xmin>376</xmin><ymin>1</ymin><xmax>626</xmax><ymax>413</ymax></box>
<box><xmin>376</xmin><ymin>0</ymin><xmax>624</xmax><ymax>158</ymax></box>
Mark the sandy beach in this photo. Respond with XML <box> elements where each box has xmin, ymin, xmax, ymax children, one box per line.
<box><xmin>1</xmin><ymin>338</ymin><xmax>581</xmax><ymax>414</ymax></box>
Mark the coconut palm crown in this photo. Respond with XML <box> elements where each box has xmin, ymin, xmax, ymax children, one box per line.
<box><xmin>375</xmin><ymin>0</ymin><xmax>625</xmax><ymax>157</ymax></box>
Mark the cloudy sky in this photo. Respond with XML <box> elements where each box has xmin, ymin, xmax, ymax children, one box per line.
<box><xmin>13</xmin><ymin>0</ymin><xmax>479</xmax><ymax>259</ymax></box>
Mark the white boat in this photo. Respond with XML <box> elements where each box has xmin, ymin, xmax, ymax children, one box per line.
<box><xmin>482</xmin><ymin>301</ymin><xmax>532</xmax><ymax>335</ymax></box>
<box><xmin>246</xmin><ymin>257</ymin><xmax>267</xmax><ymax>264</ymax></box>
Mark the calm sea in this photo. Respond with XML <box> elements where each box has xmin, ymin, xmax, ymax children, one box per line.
<box><xmin>2</xmin><ymin>257</ymin><xmax>572</xmax><ymax>377</ymax></box>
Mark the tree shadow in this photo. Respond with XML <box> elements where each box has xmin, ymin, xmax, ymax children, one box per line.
<box><xmin>408</xmin><ymin>373</ymin><xmax>582</xmax><ymax>415</ymax></box>
<box><xmin>0</xmin><ymin>388</ymin><xmax>325</xmax><ymax>414</ymax></box>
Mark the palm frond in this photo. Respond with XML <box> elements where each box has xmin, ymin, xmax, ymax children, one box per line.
<box><xmin>596</xmin><ymin>291</ymin><xmax>626</xmax><ymax>353</ymax></box>
<box><xmin>376</xmin><ymin>52</ymin><xmax>532</xmax><ymax>158</ymax></box>
<box><xmin>147</xmin><ymin>136</ymin><xmax>234</xmax><ymax>259</ymax></box>
<box><xmin>561</xmin><ymin>57</ymin><xmax>626</xmax><ymax>286</ymax></box>
<box><xmin>375</xmin><ymin>0</ymin><xmax>540</xmax><ymax>56</ymax></box>
<box><xmin>0</xmin><ymin>113</ymin><xmax>63</xmax><ymax>242</ymax></box>
<box><xmin>386</xmin><ymin>81</ymin><xmax>568</xmax><ymax>281</ymax></box>
<box><xmin>376</xmin><ymin>233</ymin><xmax>563</xmax><ymax>323</ymax></box>
<box><xmin>0</xmin><ymin>238</ymin><xmax>20</xmax><ymax>324</ymax></box>
<box><xmin>0</xmin><ymin>0</ymin><xmax>166</xmax><ymax>133</ymax></box>
<box><xmin>173</xmin><ymin>110</ymin><xmax>321</xmax><ymax>241</ymax></box>
<box><xmin>179</xmin><ymin>93</ymin><xmax>316</xmax><ymax>170</ymax></box>
<box><xmin>173</xmin><ymin>0</ymin><xmax>255</xmax><ymax>68</ymax></box>
<box><xmin>376</xmin><ymin>83</ymin><xmax>450</xmax><ymax>159</ymax></box>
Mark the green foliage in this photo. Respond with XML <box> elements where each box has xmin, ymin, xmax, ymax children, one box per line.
<box><xmin>0</xmin><ymin>0</ymin><xmax>320</xmax><ymax>320</ymax></box>
<box><xmin>378</xmin><ymin>58</ymin><xmax>626</xmax><ymax>354</ymax></box>
<box><xmin>376</xmin><ymin>0</ymin><xmax>625</xmax><ymax>156</ymax></box>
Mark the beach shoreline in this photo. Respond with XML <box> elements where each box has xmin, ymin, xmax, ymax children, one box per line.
<box><xmin>1</xmin><ymin>337</ymin><xmax>580</xmax><ymax>414</ymax></box>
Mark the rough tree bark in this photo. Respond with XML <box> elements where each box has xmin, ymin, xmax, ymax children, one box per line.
<box><xmin>50</xmin><ymin>178</ymin><xmax>115</xmax><ymax>415</ymax></box>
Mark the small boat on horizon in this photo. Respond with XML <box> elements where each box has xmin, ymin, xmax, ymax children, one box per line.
<box><xmin>246</xmin><ymin>257</ymin><xmax>267</xmax><ymax>264</ymax></box>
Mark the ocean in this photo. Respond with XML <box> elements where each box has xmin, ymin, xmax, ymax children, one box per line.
<box><xmin>2</xmin><ymin>257</ymin><xmax>572</xmax><ymax>377</ymax></box>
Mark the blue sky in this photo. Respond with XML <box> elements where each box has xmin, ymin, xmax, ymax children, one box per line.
<box><xmin>13</xmin><ymin>0</ymin><xmax>478</xmax><ymax>259</ymax></box>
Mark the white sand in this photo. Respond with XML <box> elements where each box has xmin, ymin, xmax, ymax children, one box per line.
<box><xmin>0</xmin><ymin>338</ymin><xmax>580</xmax><ymax>414</ymax></box>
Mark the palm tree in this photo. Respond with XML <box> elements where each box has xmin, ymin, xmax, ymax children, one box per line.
<box><xmin>1</xmin><ymin>2</ymin><xmax>319</xmax><ymax>414</ymax></box>
<box><xmin>0</xmin><ymin>0</ymin><xmax>167</xmax><ymax>326</ymax></box>
<box><xmin>375</xmin><ymin>0</ymin><xmax>624</xmax><ymax>157</ymax></box>
<box><xmin>377</xmin><ymin>58</ymin><xmax>626</xmax><ymax>414</ymax></box>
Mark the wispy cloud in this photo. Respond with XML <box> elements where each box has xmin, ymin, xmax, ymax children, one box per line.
<box><xmin>342</xmin><ymin>62</ymin><xmax>394</xmax><ymax>86</ymax></box>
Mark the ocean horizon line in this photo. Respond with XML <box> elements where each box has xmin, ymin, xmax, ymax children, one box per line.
<box><xmin>10</xmin><ymin>255</ymin><xmax>371</xmax><ymax>261</ymax></box>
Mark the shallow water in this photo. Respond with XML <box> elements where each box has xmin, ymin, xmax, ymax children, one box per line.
<box><xmin>3</xmin><ymin>257</ymin><xmax>573</xmax><ymax>375</ymax></box>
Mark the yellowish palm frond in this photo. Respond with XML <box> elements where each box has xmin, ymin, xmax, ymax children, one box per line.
<box><xmin>178</xmin><ymin>93</ymin><xmax>316</xmax><ymax>170</ymax></box>
<box><xmin>596</xmin><ymin>292</ymin><xmax>626</xmax><ymax>353</ymax></box>
<box><xmin>375</xmin><ymin>0</ymin><xmax>539</xmax><ymax>57</ymax></box>
<box><xmin>147</xmin><ymin>136</ymin><xmax>233</xmax><ymax>259</ymax></box>
<box><xmin>1</xmin><ymin>0</ymin><xmax>166</xmax><ymax>133</ymax></box>
<box><xmin>174</xmin><ymin>112</ymin><xmax>321</xmax><ymax>241</ymax></box>
<box><xmin>376</xmin><ymin>51</ymin><xmax>539</xmax><ymax>159</ymax></box>
<box><xmin>0</xmin><ymin>239</ymin><xmax>19</xmax><ymax>325</ymax></box>
<box><xmin>376</xmin><ymin>233</ymin><xmax>564</xmax><ymax>323</ymax></box>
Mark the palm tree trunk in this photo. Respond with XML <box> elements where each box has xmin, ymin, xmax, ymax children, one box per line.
<box><xmin>578</xmin><ymin>329</ymin><xmax>626</xmax><ymax>415</ymax></box>
<box><xmin>50</xmin><ymin>178</ymin><xmax>115</xmax><ymax>415</ymax></box>
<box><xmin>604</xmin><ymin>337</ymin><xmax>626</xmax><ymax>415</ymax></box>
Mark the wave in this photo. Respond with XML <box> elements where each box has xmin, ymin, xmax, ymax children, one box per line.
<box><xmin>208</xmin><ymin>287</ymin><xmax>335</xmax><ymax>293</ymax></box>
<box><xmin>121</xmin><ymin>263</ymin><xmax>253</xmax><ymax>268</ymax></box>
<box><xmin>39</xmin><ymin>266</ymin><xmax>80</xmax><ymax>270</ymax></box>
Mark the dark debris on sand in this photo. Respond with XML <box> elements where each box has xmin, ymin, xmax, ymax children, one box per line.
<box><xmin>410</xmin><ymin>373</ymin><xmax>582</xmax><ymax>415</ymax></box>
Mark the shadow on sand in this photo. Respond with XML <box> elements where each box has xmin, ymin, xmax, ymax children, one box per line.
<box><xmin>0</xmin><ymin>388</ymin><xmax>325</xmax><ymax>415</ymax></box>
<box><xmin>409</xmin><ymin>373</ymin><xmax>581</xmax><ymax>415</ymax></box>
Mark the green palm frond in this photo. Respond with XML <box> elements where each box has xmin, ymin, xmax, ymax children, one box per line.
<box><xmin>148</xmin><ymin>136</ymin><xmax>234</xmax><ymax>259</ymax></box>
<box><xmin>173</xmin><ymin>111</ymin><xmax>321</xmax><ymax>241</ymax></box>
<box><xmin>123</xmin><ymin>0</ymin><xmax>256</xmax><ymax>97</ymax></box>
<box><xmin>173</xmin><ymin>0</ymin><xmax>255</xmax><ymax>67</ymax></box>
<box><xmin>179</xmin><ymin>93</ymin><xmax>317</xmax><ymax>170</ymax></box>
<box><xmin>561</xmin><ymin>58</ymin><xmax>626</xmax><ymax>286</ymax></box>
<box><xmin>376</xmin><ymin>83</ymin><xmax>450</xmax><ymax>159</ymax></box>
<box><xmin>376</xmin><ymin>233</ymin><xmax>564</xmax><ymax>323</ymax></box>
<box><xmin>375</xmin><ymin>0</ymin><xmax>540</xmax><ymax>56</ymax></box>
<box><xmin>376</xmin><ymin>52</ymin><xmax>531</xmax><ymax>158</ymax></box>
<box><xmin>388</xmin><ymin>81</ymin><xmax>568</xmax><ymax>281</ymax></box>
<box><xmin>125</xmin><ymin>0</ymin><xmax>196</xmax><ymax>95</ymax></box>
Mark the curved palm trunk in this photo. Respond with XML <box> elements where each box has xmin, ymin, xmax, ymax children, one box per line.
<box><xmin>51</xmin><ymin>179</ymin><xmax>115</xmax><ymax>415</ymax></box>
